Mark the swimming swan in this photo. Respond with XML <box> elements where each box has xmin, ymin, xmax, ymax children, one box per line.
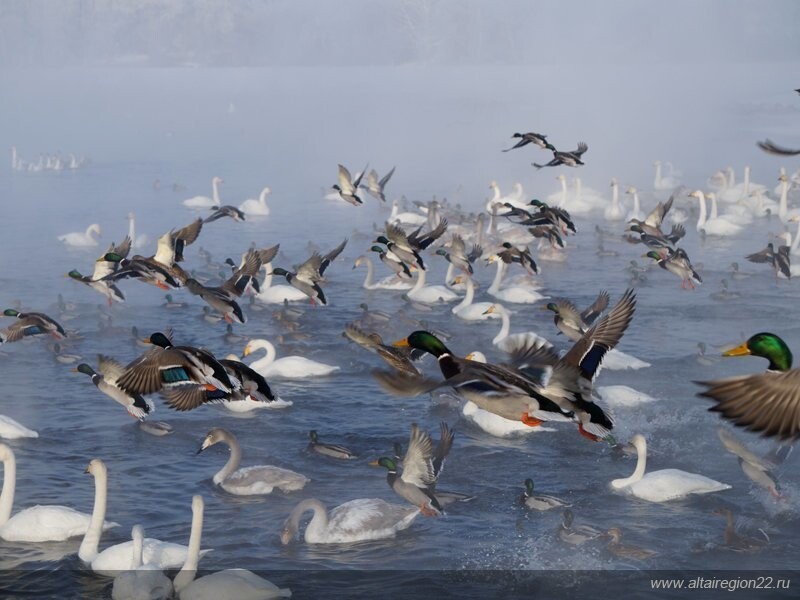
<box><xmin>280</xmin><ymin>498</ymin><xmax>419</xmax><ymax>544</ymax></box>
<box><xmin>173</xmin><ymin>495</ymin><xmax>292</xmax><ymax>599</ymax></box>
<box><xmin>111</xmin><ymin>525</ymin><xmax>173</xmax><ymax>600</ymax></box>
<box><xmin>197</xmin><ymin>428</ymin><xmax>308</xmax><ymax>496</ymax></box>
<box><xmin>239</xmin><ymin>186</ymin><xmax>271</xmax><ymax>216</ymax></box>
<box><xmin>243</xmin><ymin>339</ymin><xmax>339</xmax><ymax>378</ymax></box>
<box><xmin>0</xmin><ymin>447</ymin><xmax>118</xmax><ymax>543</ymax></box>
<box><xmin>58</xmin><ymin>223</ymin><xmax>102</xmax><ymax>248</ymax></box>
<box><xmin>183</xmin><ymin>176</ymin><xmax>223</xmax><ymax>209</ymax></box>
<box><xmin>0</xmin><ymin>415</ymin><xmax>38</xmax><ymax>440</ymax></box>
<box><xmin>610</xmin><ymin>434</ymin><xmax>731</xmax><ymax>502</ymax></box>
<box><xmin>406</xmin><ymin>268</ymin><xmax>459</xmax><ymax>304</ymax></box>
<box><xmin>254</xmin><ymin>264</ymin><xmax>308</xmax><ymax>304</ymax></box>
<box><xmin>79</xmin><ymin>459</ymin><xmax>206</xmax><ymax>575</ymax></box>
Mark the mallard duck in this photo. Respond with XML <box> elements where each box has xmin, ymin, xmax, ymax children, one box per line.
<box><xmin>545</xmin><ymin>290</ymin><xmax>610</xmax><ymax>341</ymax></box>
<box><xmin>497</xmin><ymin>242</ymin><xmax>538</xmax><ymax>274</ymax></box>
<box><xmin>343</xmin><ymin>323</ymin><xmax>421</xmax><ymax>376</ymax></box>
<box><xmin>527</xmin><ymin>199</ymin><xmax>576</xmax><ymax>235</ymax></box>
<box><xmin>0</xmin><ymin>309</ymin><xmax>66</xmax><ymax>343</ymax></box>
<box><xmin>74</xmin><ymin>357</ymin><xmax>153</xmax><ymax>419</ymax></box>
<box><xmin>502</xmin><ymin>131</ymin><xmax>549</xmax><ymax>152</ymax></box>
<box><xmin>533</xmin><ymin>142</ymin><xmax>588</xmax><ymax>169</ymax></box>
<box><xmin>184</xmin><ymin>278</ymin><xmax>246</xmax><ymax>324</ymax></box>
<box><xmin>520</xmin><ymin>478</ymin><xmax>569</xmax><ymax>511</ymax></box>
<box><xmin>68</xmin><ymin>240</ymin><xmax>128</xmax><ymax>306</ymax></box>
<box><xmin>197</xmin><ymin>428</ymin><xmax>308</xmax><ymax>495</ymax></box>
<box><xmin>627</xmin><ymin>195</ymin><xmax>678</xmax><ymax>236</ymax></box>
<box><xmin>270</xmin><ymin>238</ymin><xmax>347</xmax><ymax>306</ymax></box>
<box><xmin>332</xmin><ymin>163</ymin><xmax>367</xmax><ymax>205</ymax></box>
<box><xmin>161</xmin><ymin>293</ymin><xmax>187</xmax><ymax>309</ymax></box>
<box><xmin>308</xmin><ymin>430</ymin><xmax>355</xmax><ymax>459</ymax></box>
<box><xmin>203</xmin><ymin>205</ymin><xmax>245</xmax><ymax>223</ymax></box>
<box><xmin>746</xmin><ymin>242</ymin><xmax>791</xmax><ymax>280</ymax></box>
<box><xmin>116</xmin><ymin>331</ymin><xmax>235</xmax><ymax>411</ymax></box>
<box><xmin>369</xmin><ymin>245</ymin><xmax>412</xmax><ymax>279</ymax></box>
<box><xmin>50</xmin><ymin>342</ymin><xmax>81</xmax><ymax>364</ymax></box>
<box><xmin>697</xmin><ymin>332</ymin><xmax>800</xmax><ymax>439</ymax></box>
<box><xmin>558</xmin><ymin>509</ymin><xmax>603</xmax><ymax>545</ymax></box>
<box><xmin>435</xmin><ymin>233</ymin><xmax>482</xmax><ymax>276</ymax></box>
<box><xmin>360</xmin><ymin>166</ymin><xmax>395</xmax><ymax>203</ymax></box>
<box><xmin>606</xmin><ymin>527</ymin><xmax>657</xmax><ymax>559</ymax></box>
<box><xmin>711</xmin><ymin>508</ymin><xmax>769</xmax><ymax>552</ymax></box>
<box><xmin>644</xmin><ymin>247</ymin><xmax>703</xmax><ymax>289</ymax></box>
<box><xmin>371</xmin><ymin>422</ymin><xmax>453</xmax><ymax>516</ymax></box>
<box><xmin>168</xmin><ymin>358</ymin><xmax>277</xmax><ymax>412</ymax></box>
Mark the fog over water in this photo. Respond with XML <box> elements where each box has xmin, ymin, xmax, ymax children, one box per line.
<box><xmin>1</xmin><ymin>2</ymin><xmax>799</xmax><ymax>599</ymax></box>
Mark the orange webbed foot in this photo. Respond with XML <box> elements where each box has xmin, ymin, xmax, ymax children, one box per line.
<box><xmin>521</xmin><ymin>413</ymin><xmax>543</xmax><ymax>427</ymax></box>
<box><xmin>578</xmin><ymin>424</ymin><xmax>601</xmax><ymax>442</ymax></box>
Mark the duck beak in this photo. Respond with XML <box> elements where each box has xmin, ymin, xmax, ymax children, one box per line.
<box><xmin>368</xmin><ymin>459</ymin><xmax>380</xmax><ymax>466</ymax></box>
<box><xmin>392</xmin><ymin>338</ymin><xmax>410</xmax><ymax>348</ymax></box>
<box><xmin>722</xmin><ymin>342</ymin><xmax>751</xmax><ymax>357</ymax></box>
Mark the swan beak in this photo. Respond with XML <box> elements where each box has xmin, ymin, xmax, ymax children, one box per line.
<box><xmin>84</xmin><ymin>465</ymin><xmax>91</xmax><ymax>474</ymax></box>
<box><xmin>392</xmin><ymin>338</ymin><xmax>410</xmax><ymax>348</ymax></box>
<box><xmin>722</xmin><ymin>342</ymin><xmax>751</xmax><ymax>357</ymax></box>
<box><xmin>243</xmin><ymin>346</ymin><xmax>251</xmax><ymax>357</ymax></box>
<box><xmin>465</xmin><ymin>352</ymin><xmax>476</xmax><ymax>360</ymax></box>
<box><xmin>482</xmin><ymin>306</ymin><xmax>494</xmax><ymax>315</ymax></box>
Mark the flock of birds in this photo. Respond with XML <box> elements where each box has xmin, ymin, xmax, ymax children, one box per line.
<box><xmin>10</xmin><ymin>146</ymin><xmax>89</xmax><ymax>172</ymax></box>
<box><xmin>3</xmin><ymin>118</ymin><xmax>800</xmax><ymax>598</ymax></box>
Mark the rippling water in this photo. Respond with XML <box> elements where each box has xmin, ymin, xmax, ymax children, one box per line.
<box><xmin>1</xmin><ymin>66</ymin><xmax>799</xmax><ymax>598</ymax></box>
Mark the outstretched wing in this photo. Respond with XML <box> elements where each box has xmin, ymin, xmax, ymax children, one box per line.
<box><xmin>400</xmin><ymin>423</ymin><xmax>436</xmax><ymax>487</ymax></box>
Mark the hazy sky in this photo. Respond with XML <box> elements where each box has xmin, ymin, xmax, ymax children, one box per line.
<box><xmin>0</xmin><ymin>0</ymin><xmax>798</xmax><ymax>67</ymax></box>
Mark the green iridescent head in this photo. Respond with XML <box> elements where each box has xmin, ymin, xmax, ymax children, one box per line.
<box><xmin>723</xmin><ymin>332</ymin><xmax>793</xmax><ymax>371</ymax></box>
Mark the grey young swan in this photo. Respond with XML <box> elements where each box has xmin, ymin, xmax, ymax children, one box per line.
<box><xmin>280</xmin><ymin>498</ymin><xmax>418</xmax><ymax>545</ymax></box>
<box><xmin>197</xmin><ymin>428</ymin><xmax>308</xmax><ymax>496</ymax></box>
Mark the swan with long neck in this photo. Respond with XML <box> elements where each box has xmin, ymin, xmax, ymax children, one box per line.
<box><xmin>625</xmin><ymin>187</ymin><xmax>643</xmax><ymax>222</ymax></box>
<box><xmin>111</xmin><ymin>525</ymin><xmax>173</xmax><ymax>600</ymax></box>
<box><xmin>546</xmin><ymin>174</ymin><xmax>570</xmax><ymax>209</ymax></box>
<box><xmin>0</xmin><ymin>447</ymin><xmax>117</xmax><ymax>542</ymax></box>
<box><xmin>197</xmin><ymin>428</ymin><xmax>308</xmax><ymax>495</ymax></box>
<box><xmin>127</xmin><ymin>213</ymin><xmax>149</xmax><ymax>249</ymax></box>
<box><xmin>406</xmin><ymin>267</ymin><xmax>459</xmax><ymax>304</ymax></box>
<box><xmin>706</xmin><ymin>193</ymin><xmax>752</xmax><ymax>225</ymax></box>
<box><xmin>183</xmin><ymin>176</ymin><xmax>222</xmax><ymax>209</ymax></box>
<box><xmin>610</xmin><ymin>434</ymin><xmax>731</xmax><ymax>502</ymax></box>
<box><xmin>653</xmin><ymin>160</ymin><xmax>680</xmax><ymax>190</ymax></box>
<box><xmin>689</xmin><ymin>190</ymin><xmax>744</xmax><ymax>236</ymax></box>
<box><xmin>451</xmin><ymin>277</ymin><xmax>495</xmax><ymax>320</ymax></box>
<box><xmin>79</xmin><ymin>459</ymin><xmax>204</xmax><ymax>575</ymax></box>
<box><xmin>243</xmin><ymin>338</ymin><xmax>339</xmax><ymax>378</ymax></box>
<box><xmin>173</xmin><ymin>495</ymin><xmax>291</xmax><ymax>599</ymax></box>
<box><xmin>58</xmin><ymin>223</ymin><xmax>102</xmax><ymax>247</ymax></box>
<box><xmin>353</xmin><ymin>255</ymin><xmax>412</xmax><ymax>291</ymax></box>
<box><xmin>486</xmin><ymin>257</ymin><xmax>547</xmax><ymax>304</ymax></box>
<box><xmin>389</xmin><ymin>200</ymin><xmax>426</xmax><ymax>226</ymax></box>
<box><xmin>605</xmin><ymin>178</ymin><xmax>624</xmax><ymax>221</ymax></box>
<box><xmin>239</xmin><ymin>186</ymin><xmax>271</xmax><ymax>216</ymax></box>
<box><xmin>483</xmin><ymin>304</ymin><xmax>550</xmax><ymax>351</ymax></box>
<box><xmin>254</xmin><ymin>263</ymin><xmax>308</xmax><ymax>304</ymax></box>
<box><xmin>280</xmin><ymin>497</ymin><xmax>419</xmax><ymax>545</ymax></box>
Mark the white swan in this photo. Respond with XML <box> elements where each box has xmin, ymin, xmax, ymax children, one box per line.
<box><xmin>689</xmin><ymin>190</ymin><xmax>744</xmax><ymax>236</ymax></box>
<box><xmin>280</xmin><ymin>498</ymin><xmax>419</xmax><ymax>544</ymax></box>
<box><xmin>0</xmin><ymin>448</ymin><xmax>118</xmax><ymax>542</ymax></box>
<box><xmin>721</xmin><ymin>166</ymin><xmax>766</xmax><ymax>203</ymax></box>
<box><xmin>610</xmin><ymin>434</ymin><xmax>731</xmax><ymax>502</ymax></box>
<box><xmin>653</xmin><ymin>160</ymin><xmax>680</xmax><ymax>190</ymax></box>
<box><xmin>126</xmin><ymin>213</ymin><xmax>149</xmax><ymax>250</ymax></box>
<box><xmin>183</xmin><ymin>177</ymin><xmax>223</xmax><ymax>209</ymax></box>
<box><xmin>173</xmin><ymin>495</ymin><xmax>292</xmax><ymax>600</ymax></box>
<box><xmin>353</xmin><ymin>255</ymin><xmax>413</xmax><ymax>291</ymax></box>
<box><xmin>571</xmin><ymin>177</ymin><xmax>606</xmax><ymax>212</ymax></box>
<box><xmin>595</xmin><ymin>386</ymin><xmax>657</xmax><ymax>408</ymax></box>
<box><xmin>451</xmin><ymin>277</ymin><xmax>494</xmax><ymax>321</ymax></box>
<box><xmin>58</xmin><ymin>223</ymin><xmax>102</xmax><ymax>247</ymax></box>
<box><xmin>239</xmin><ymin>186</ymin><xmax>271</xmax><ymax>216</ymax></box>
<box><xmin>388</xmin><ymin>200</ymin><xmax>426</xmax><ymax>226</ymax></box>
<box><xmin>487</xmin><ymin>181</ymin><xmax>529</xmax><ymax>211</ymax></box>
<box><xmin>406</xmin><ymin>268</ymin><xmax>460</xmax><ymax>304</ymax></box>
<box><xmin>777</xmin><ymin>175</ymin><xmax>800</xmax><ymax>222</ymax></box>
<box><xmin>483</xmin><ymin>304</ymin><xmax>550</xmax><ymax>352</ymax></box>
<box><xmin>625</xmin><ymin>187</ymin><xmax>643</xmax><ymax>222</ymax></box>
<box><xmin>243</xmin><ymin>339</ymin><xmax>339</xmax><ymax>378</ymax></box>
<box><xmin>198</xmin><ymin>428</ymin><xmax>308</xmax><ymax>496</ymax></box>
<box><xmin>460</xmin><ymin>352</ymin><xmax>553</xmax><ymax>437</ymax></box>
<box><xmin>486</xmin><ymin>257</ymin><xmax>548</xmax><ymax>304</ymax></box>
<box><xmin>601</xmin><ymin>350</ymin><xmax>651</xmax><ymax>371</ymax></box>
<box><xmin>706</xmin><ymin>192</ymin><xmax>753</xmax><ymax>226</ymax></box>
<box><xmin>79</xmin><ymin>459</ymin><xmax>205</xmax><ymax>575</ymax></box>
<box><xmin>111</xmin><ymin>525</ymin><xmax>173</xmax><ymax>600</ymax></box>
<box><xmin>604</xmin><ymin>178</ymin><xmax>625</xmax><ymax>221</ymax></box>
<box><xmin>254</xmin><ymin>264</ymin><xmax>308</xmax><ymax>304</ymax></box>
<box><xmin>546</xmin><ymin>174</ymin><xmax>569</xmax><ymax>208</ymax></box>
<box><xmin>0</xmin><ymin>415</ymin><xmax>38</xmax><ymax>440</ymax></box>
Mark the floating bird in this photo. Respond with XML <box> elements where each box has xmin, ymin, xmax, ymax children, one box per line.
<box><xmin>711</xmin><ymin>508</ymin><xmax>769</xmax><ymax>552</ymax></box>
<box><xmin>520</xmin><ymin>478</ymin><xmax>569</xmax><ymax>511</ymax></box>
<box><xmin>558</xmin><ymin>509</ymin><xmax>603</xmax><ymax>545</ymax></box>
<box><xmin>606</xmin><ymin>527</ymin><xmax>657</xmax><ymax>560</ymax></box>
<box><xmin>308</xmin><ymin>430</ymin><xmax>356</xmax><ymax>459</ymax></box>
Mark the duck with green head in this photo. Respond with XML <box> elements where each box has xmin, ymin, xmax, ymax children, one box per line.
<box><xmin>644</xmin><ymin>248</ymin><xmax>702</xmax><ymax>289</ymax></box>
<box><xmin>521</xmin><ymin>478</ymin><xmax>570</xmax><ymax>511</ymax></box>
<box><xmin>308</xmin><ymin>430</ymin><xmax>355</xmax><ymax>460</ymax></box>
<box><xmin>0</xmin><ymin>308</ymin><xmax>66</xmax><ymax>343</ymax></box>
<box><xmin>390</xmin><ymin>331</ymin><xmax>573</xmax><ymax>427</ymax></box>
<box><xmin>67</xmin><ymin>269</ymin><xmax>125</xmax><ymax>306</ymax></box>
<box><xmin>697</xmin><ymin>332</ymin><xmax>800</xmax><ymax>439</ymax></box>
<box><xmin>73</xmin><ymin>358</ymin><xmax>152</xmax><ymax>420</ymax></box>
<box><xmin>370</xmin><ymin>245</ymin><xmax>412</xmax><ymax>279</ymax></box>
